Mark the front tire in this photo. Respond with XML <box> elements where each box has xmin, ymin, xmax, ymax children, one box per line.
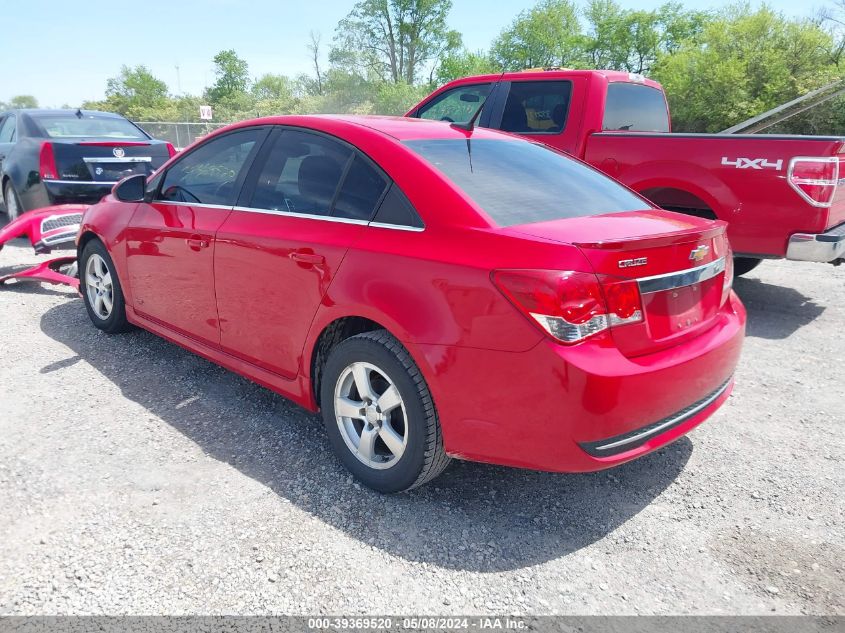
<box><xmin>320</xmin><ymin>330</ymin><xmax>450</xmax><ymax>493</ymax></box>
<box><xmin>79</xmin><ymin>239</ymin><xmax>132</xmax><ymax>334</ymax></box>
<box><xmin>734</xmin><ymin>256</ymin><xmax>762</xmax><ymax>277</ymax></box>
<box><xmin>3</xmin><ymin>181</ymin><xmax>22</xmax><ymax>221</ymax></box>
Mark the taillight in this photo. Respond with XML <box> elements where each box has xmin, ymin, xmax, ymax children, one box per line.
<box><xmin>491</xmin><ymin>269</ymin><xmax>643</xmax><ymax>345</ymax></box>
<box><xmin>787</xmin><ymin>157</ymin><xmax>839</xmax><ymax>207</ymax></box>
<box><xmin>722</xmin><ymin>247</ymin><xmax>734</xmax><ymax>306</ymax></box>
<box><xmin>39</xmin><ymin>142</ymin><xmax>58</xmax><ymax>180</ymax></box>
<box><xmin>165</xmin><ymin>142</ymin><xmax>177</xmax><ymax>158</ymax></box>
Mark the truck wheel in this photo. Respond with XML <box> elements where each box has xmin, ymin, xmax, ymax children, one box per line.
<box><xmin>320</xmin><ymin>330</ymin><xmax>450</xmax><ymax>493</ymax></box>
<box><xmin>3</xmin><ymin>181</ymin><xmax>21</xmax><ymax>221</ymax></box>
<box><xmin>80</xmin><ymin>239</ymin><xmax>132</xmax><ymax>334</ymax></box>
<box><xmin>733</xmin><ymin>257</ymin><xmax>762</xmax><ymax>278</ymax></box>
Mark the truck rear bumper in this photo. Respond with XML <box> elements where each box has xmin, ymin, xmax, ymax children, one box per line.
<box><xmin>786</xmin><ymin>221</ymin><xmax>845</xmax><ymax>263</ymax></box>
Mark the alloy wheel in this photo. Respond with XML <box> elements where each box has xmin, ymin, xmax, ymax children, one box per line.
<box><xmin>85</xmin><ymin>253</ymin><xmax>114</xmax><ymax>320</ymax></box>
<box><xmin>334</xmin><ymin>361</ymin><xmax>408</xmax><ymax>470</ymax></box>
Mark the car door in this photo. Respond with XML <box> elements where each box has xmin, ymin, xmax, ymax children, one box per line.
<box><xmin>0</xmin><ymin>114</ymin><xmax>16</xmax><ymax>183</ymax></box>
<box><xmin>487</xmin><ymin>79</ymin><xmax>585</xmax><ymax>155</ymax></box>
<box><xmin>214</xmin><ymin>127</ymin><xmax>389</xmax><ymax>379</ymax></box>
<box><xmin>125</xmin><ymin>126</ymin><xmax>268</xmax><ymax>346</ymax></box>
<box><xmin>411</xmin><ymin>82</ymin><xmax>496</xmax><ymax>127</ymax></box>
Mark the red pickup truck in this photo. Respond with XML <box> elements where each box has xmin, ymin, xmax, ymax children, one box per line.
<box><xmin>406</xmin><ymin>70</ymin><xmax>845</xmax><ymax>275</ymax></box>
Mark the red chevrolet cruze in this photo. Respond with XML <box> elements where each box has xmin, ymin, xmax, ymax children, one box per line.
<box><xmin>77</xmin><ymin>115</ymin><xmax>746</xmax><ymax>493</ymax></box>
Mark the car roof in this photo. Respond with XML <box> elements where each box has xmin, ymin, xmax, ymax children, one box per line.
<box><xmin>6</xmin><ymin>109</ymin><xmax>128</xmax><ymax>119</ymax></box>
<box><xmin>436</xmin><ymin>69</ymin><xmax>664</xmax><ymax>92</ymax></box>
<box><xmin>224</xmin><ymin>114</ymin><xmax>515</xmax><ymax>142</ymax></box>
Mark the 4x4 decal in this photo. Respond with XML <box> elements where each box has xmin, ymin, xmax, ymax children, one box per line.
<box><xmin>721</xmin><ymin>157</ymin><xmax>783</xmax><ymax>170</ymax></box>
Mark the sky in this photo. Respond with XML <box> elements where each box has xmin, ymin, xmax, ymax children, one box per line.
<box><xmin>0</xmin><ymin>0</ymin><xmax>826</xmax><ymax>107</ymax></box>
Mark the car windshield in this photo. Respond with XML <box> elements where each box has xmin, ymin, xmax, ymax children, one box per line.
<box><xmin>403</xmin><ymin>138</ymin><xmax>650</xmax><ymax>226</ymax></box>
<box><xmin>31</xmin><ymin>113</ymin><xmax>148</xmax><ymax>140</ymax></box>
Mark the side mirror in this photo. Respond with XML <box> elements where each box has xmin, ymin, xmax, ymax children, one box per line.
<box><xmin>113</xmin><ymin>174</ymin><xmax>147</xmax><ymax>202</ymax></box>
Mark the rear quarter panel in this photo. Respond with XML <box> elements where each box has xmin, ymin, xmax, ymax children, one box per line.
<box><xmin>584</xmin><ymin>133</ymin><xmax>845</xmax><ymax>257</ymax></box>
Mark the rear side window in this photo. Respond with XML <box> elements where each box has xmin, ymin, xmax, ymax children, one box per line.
<box><xmin>499</xmin><ymin>81</ymin><xmax>571</xmax><ymax>134</ymax></box>
<box><xmin>29</xmin><ymin>113</ymin><xmax>149</xmax><ymax>140</ymax></box>
<box><xmin>417</xmin><ymin>83</ymin><xmax>491</xmax><ymax>124</ymax></box>
<box><xmin>372</xmin><ymin>185</ymin><xmax>424</xmax><ymax>229</ymax></box>
<box><xmin>602</xmin><ymin>83</ymin><xmax>669</xmax><ymax>132</ymax></box>
<box><xmin>158</xmin><ymin>128</ymin><xmax>263</xmax><ymax>206</ymax></box>
<box><xmin>249</xmin><ymin>130</ymin><xmax>388</xmax><ymax>222</ymax></box>
<box><xmin>0</xmin><ymin>115</ymin><xmax>16</xmax><ymax>143</ymax></box>
<box><xmin>404</xmin><ymin>138</ymin><xmax>649</xmax><ymax>227</ymax></box>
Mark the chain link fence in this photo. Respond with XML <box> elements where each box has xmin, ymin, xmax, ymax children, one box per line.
<box><xmin>135</xmin><ymin>122</ymin><xmax>230</xmax><ymax>149</ymax></box>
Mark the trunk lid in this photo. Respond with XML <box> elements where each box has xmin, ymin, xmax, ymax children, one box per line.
<box><xmin>50</xmin><ymin>141</ymin><xmax>170</xmax><ymax>183</ymax></box>
<box><xmin>512</xmin><ymin>209</ymin><xmax>732</xmax><ymax>357</ymax></box>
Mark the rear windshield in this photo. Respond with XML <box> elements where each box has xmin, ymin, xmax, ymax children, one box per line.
<box><xmin>603</xmin><ymin>83</ymin><xmax>670</xmax><ymax>132</ymax></box>
<box><xmin>403</xmin><ymin>138</ymin><xmax>650</xmax><ymax>226</ymax></box>
<box><xmin>30</xmin><ymin>113</ymin><xmax>149</xmax><ymax>140</ymax></box>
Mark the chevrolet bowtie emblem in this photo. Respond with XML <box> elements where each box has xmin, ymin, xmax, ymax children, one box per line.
<box><xmin>689</xmin><ymin>245</ymin><xmax>709</xmax><ymax>262</ymax></box>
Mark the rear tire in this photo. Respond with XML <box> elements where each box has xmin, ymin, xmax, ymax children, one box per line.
<box><xmin>79</xmin><ymin>239</ymin><xmax>132</xmax><ymax>334</ymax></box>
<box><xmin>320</xmin><ymin>330</ymin><xmax>450</xmax><ymax>493</ymax></box>
<box><xmin>733</xmin><ymin>257</ymin><xmax>763</xmax><ymax>278</ymax></box>
<box><xmin>3</xmin><ymin>181</ymin><xmax>22</xmax><ymax>222</ymax></box>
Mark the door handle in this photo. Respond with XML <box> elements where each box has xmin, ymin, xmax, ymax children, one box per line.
<box><xmin>186</xmin><ymin>237</ymin><xmax>210</xmax><ymax>250</ymax></box>
<box><xmin>289</xmin><ymin>251</ymin><xmax>325</xmax><ymax>266</ymax></box>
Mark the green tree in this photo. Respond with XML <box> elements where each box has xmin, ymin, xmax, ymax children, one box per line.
<box><xmin>6</xmin><ymin>95</ymin><xmax>39</xmax><ymax>109</ymax></box>
<box><xmin>332</xmin><ymin>0</ymin><xmax>461</xmax><ymax>84</ymax></box>
<box><xmin>435</xmin><ymin>49</ymin><xmax>499</xmax><ymax>84</ymax></box>
<box><xmin>208</xmin><ymin>50</ymin><xmax>251</xmax><ymax>102</ymax></box>
<box><xmin>583</xmin><ymin>1</ymin><xmax>709</xmax><ymax>74</ymax></box>
<box><xmin>491</xmin><ymin>0</ymin><xmax>584</xmax><ymax>71</ymax></box>
<box><xmin>654</xmin><ymin>5</ymin><xmax>841</xmax><ymax>132</ymax></box>
<box><xmin>103</xmin><ymin>66</ymin><xmax>169</xmax><ymax>117</ymax></box>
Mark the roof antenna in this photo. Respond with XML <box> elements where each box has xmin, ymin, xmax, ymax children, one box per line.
<box><xmin>75</xmin><ymin>108</ymin><xmax>84</xmax><ymax>119</ymax></box>
<box><xmin>451</xmin><ymin>69</ymin><xmax>506</xmax><ymax>133</ymax></box>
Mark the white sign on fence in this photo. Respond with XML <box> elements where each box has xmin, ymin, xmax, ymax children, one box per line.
<box><xmin>199</xmin><ymin>105</ymin><xmax>213</xmax><ymax>120</ymax></box>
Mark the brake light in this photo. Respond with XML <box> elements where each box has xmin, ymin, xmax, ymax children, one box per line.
<box><xmin>39</xmin><ymin>142</ymin><xmax>58</xmax><ymax>180</ymax></box>
<box><xmin>491</xmin><ymin>269</ymin><xmax>643</xmax><ymax>344</ymax></box>
<box><xmin>165</xmin><ymin>142</ymin><xmax>177</xmax><ymax>158</ymax></box>
<box><xmin>788</xmin><ymin>157</ymin><xmax>839</xmax><ymax>207</ymax></box>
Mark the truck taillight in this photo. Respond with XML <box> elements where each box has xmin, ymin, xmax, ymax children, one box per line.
<box><xmin>491</xmin><ymin>269</ymin><xmax>642</xmax><ymax>345</ymax></box>
<box><xmin>787</xmin><ymin>157</ymin><xmax>839</xmax><ymax>207</ymax></box>
<box><xmin>39</xmin><ymin>142</ymin><xmax>58</xmax><ymax>180</ymax></box>
<box><xmin>165</xmin><ymin>142</ymin><xmax>177</xmax><ymax>158</ymax></box>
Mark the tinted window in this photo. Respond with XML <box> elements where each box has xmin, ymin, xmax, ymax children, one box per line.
<box><xmin>334</xmin><ymin>155</ymin><xmax>388</xmax><ymax>221</ymax></box>
<box><xmin>30</xmin><ymin>113</ymin><xmax>148</xmax><ymax>140</ymax></box>
<box><xmin>417</xmin><ymin>83</ymin><xmax>491</xmax><ymax>124</ymax></box>
<box><xmin>500</xmin><ymin>81</ymin><xmax>571</xmax><ymax>134</ymax></box>
<box><xmin>0</xmin><ymin>115</ymin><xmax>16</xmax><ymax>143</ymax></box>
<box><xmin>404</xmin><ymin>138</ymin><xmax>649</xmax><ymax>226</ymax></box>
<box><xmin>159</xmin><ymin>128</ymin><xmax>263</xmax><ymax>206</ymax></box>
<box><xmin>249</xmin><ymin>130</ymin><xmax>352</xmax><ymax>217</ymax></box>
<box><xmin>372</xmin><ymin>184</ymin><xmax>424</xmax><ymax>228</ymax></box>
<box><xmin>603</xmin><ymin>83</ymin><xmax>669</xmax><ymax>132</ymax></box>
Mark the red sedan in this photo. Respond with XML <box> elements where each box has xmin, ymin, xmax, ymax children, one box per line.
<box><xmin>77</xmin><ymin>115</ymin><xmax>746</xmax><ymax>493</ymax></box>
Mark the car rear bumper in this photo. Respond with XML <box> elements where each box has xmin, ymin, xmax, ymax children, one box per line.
<box><xmin>786</xmin><ymin>221</ymin><xmax>845</xmax><ymax>262</ymax></box>
<box><xmin>43</xmin><ymin>179</ymin><xmax>115</xmax><ymax>205</ymax></box>
<box><xmin>413</xmin><ymin>291</ymin><xmax>746</xmax><ymax>473</ymax></box>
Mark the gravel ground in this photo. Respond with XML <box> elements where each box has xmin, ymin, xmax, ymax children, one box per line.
<box><xmin>0</xmin><ymin>238</ymin><xmax>842</xmax><ymax>616</ymax></box>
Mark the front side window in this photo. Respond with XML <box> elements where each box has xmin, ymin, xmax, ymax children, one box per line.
<box><xmin>417</xmin><ymin>83</ymin><xmax>491</xmax><ymax>124</ymax></box>
<box><xmin>158</xmin><ymin>128</ymin><xmax>263</xmax><ymax>206</ymax></box>
<box><xmin>404</xmin><ymin>138</ymin><xmax>650</xmax><ymax>227</ymax></box>
<box><xmin>499</xmin><ymin>81</ymin><xmax>572</xmax><ymax>134</ymax></box>
<box><xmin>249</xmin><ymin>130</ymin><xmax>387</xmax><ymax>221</ymax></box>
<box><xmin>0</xmin><ymin>115</ymin><xmax>16</xmax><ymax>143</ymax></box>
<box><xmin>603</xmin><ymin>83</ymin><xmax>670</xmax><ymax>132</ymax></box>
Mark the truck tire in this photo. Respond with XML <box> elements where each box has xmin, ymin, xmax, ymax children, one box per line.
<box><xmin>733</xmin><ymin>257</ymin><xmax>762</xmax><ymax>278</ymax></box>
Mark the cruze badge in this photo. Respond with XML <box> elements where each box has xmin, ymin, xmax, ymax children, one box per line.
<box><xmin>113</xmin><ymin>147</ymin><xmax>125</xmax><ymax>158</ymax></box>
<box><xmin>618</xmin><ymin>257</ymin><xmax>648</xmax><ymax>268</ymax></box>
<box><xmin>689</xmin><ymin>245</ymin><xmax>710</xmax><ymax>262</ymax></box>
